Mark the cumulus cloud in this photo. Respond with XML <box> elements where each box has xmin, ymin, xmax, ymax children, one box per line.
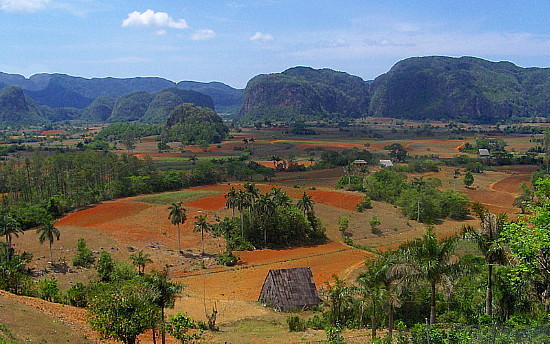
<box><xmin>0</xmin><ymin>0</ymin><xmax>50</xmax><ymax>12</ymax></box>
<box><xmin>250</xmin><ymin>32</ymin><xmax>274</xmax><ymax>42</ymax></box>
<box><xmin>122</xmin><ymin>9</ymin><xmax>188</xmax><ymax>29</ymax></box>
<box><xmin>191</xmin><ymin>29</ymin><xmax>216</xmax><ymax>41</ymax></box>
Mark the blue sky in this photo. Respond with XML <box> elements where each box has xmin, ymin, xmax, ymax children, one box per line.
<box><xmin>1</xmin><ymin>0</ymin><xmax>549</xmax><ymax>88</ymax></box>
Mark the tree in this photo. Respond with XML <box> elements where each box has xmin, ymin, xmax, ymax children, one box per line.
<box><xmin>88</xmin><ymin>280</ymin><xmax>158</xmax><ymax>344</ymax></box>
<box><xmin>224</xmin><ymin>187</ymin><xmax>237</xmax><ymax>219</ymax></box>
<box><xmin>462</xmin><ymin>206</ymin><xmax>507</xmax><ymax>317</ymax></box>
<box><xmin>130</xmin><ymin>250</ymin><xmax>152</xmax><ymax>275</ymax></box>
<box><xmin>166</xmin><ymin>313</ymin><xmax>201</xmax><ymax>344</ymax></box>
<box><xmin>255</xmin><ymin>193</ymin><xmax>276</xmax><ymax>243</ymax></box>
<box><xmin>193</xmin><ymin>215</ymin><xmax>211</xmax><ymax>256</ymax></box>
<box><xmin>369</xmin><ymin>216</ymin><xmax>381</xmax><ymax>234</ymax></box>
<box><xmin>0</xmin><ymin>215</ymin><xmax>22</xmax><ymax>260</ymax></box>
<box><xmin>338</xmin><ymin>216</ymin><xmax>349</xmax><ymax>237</ymax></box>
<box><xmin>146</xmin><ymin>267</ymin><xmax>183</xmax><ymax>344</ymax></box>
<box><xmin>297</xmin><ymin>192</ymin><xmax>315</xmax><ymax>216</ymax></box>
<box><xmin>390</xmin><ymin>228</ymin><xmax>461</xmax><ymax>324</ymax></box>
<box><xmin>464</xmin><ymin>171</ymin><xmax>474</xmax><ymax>188</ymax></box>
<box><xmin>96</xmin><ymin>251</ymin><xmax>114</xmax><ymax>282</ymax></box>
<box><xmin>36</xmin><ymin>222</ymin><xmax>60</xmax><ymax>264</ymax></box>
<box><xmin>234</xmin><ymin>190</ymin><xmax>250</xmax><ymax>238</ymax></box>
<box><xmin>384</xmin><ymin>143</ymin><xmax>408</xmax><ymax>162</ymax></box>
<box><xmin>411</xmin><ymin>177</ymin><xmax>427</xmax><ymax>222</ymax></box>
<box><xmin>72</xmin><ymin>238</ymin><xmax>95</xmax><ymax>268</ymax></box>
<box><xmin>513</xmin><ymin>182</ymin><xmax>533</xmax><ymax>214</ymax></box>
<box><xmin>168</xmin><ymin>202</ymin><xmax>187</xmax><ymax>254</ymax></box>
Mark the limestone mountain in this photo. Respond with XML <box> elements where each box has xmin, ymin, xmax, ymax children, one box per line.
<box><xmin>0</xmin><ymin>86</ymin><xmax>47</xmax><ymax>126</ymax></box>
<box><xmin>238</xmin><ymin>66</ymin><xmax>370</xmax><ymax>122</ymax></box>
<box><xmin>368</xmin><ymin>56</ymin><xmax>550</xmax><ymax>123</ymax></box>
<box><xmin>162</xmin><ymin>103</ymin><xmax>229</xmax><ymax>144</ymax></box>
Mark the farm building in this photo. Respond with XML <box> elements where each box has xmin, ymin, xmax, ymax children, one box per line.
<box><xmin>379</xmin><ymin>159</ymin><xmax>394</xmax><ymax>167</ymax></box>
<box><xmin>478</xmin><ymin>149</ymin><xmax>490</xmax><ymax>157</ymax></box>
<box><xmin>352</xmin><ymin>159</ymin><xmax>368</xmax><ymax>166</ymax></box>
<box><xmin>258</xmin><ymin>267</ymin><xmax>321</xmax><ymax>311</ymax></box>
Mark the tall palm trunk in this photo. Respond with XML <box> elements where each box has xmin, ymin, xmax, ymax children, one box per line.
<box><xmin>177</xmin><ymin>224</ymin><xmax>181</xmax><ymax>253</ymax></box>
<box><xmin>486</xmin><ymin>264</ymin><xmax>493</xmax><ymax>316</ymax></box>
<box><xmin>240</xmin><ymin>212</ymin><xmax>244</xmax><ymax>238</ymax></box>
<box><xmin>388</xmin><ymin>303</ymin><xmax>394</xmax><ymax>338</ymax></box>
<box><xmin>371</xmin><ymin>300</ymin><xmax>377</xmax><ymax>339</ymax></box>
<box><xmin>49</xmin><ymin>241</ymin><xmax>54</xmax><ymax>263</ymax></box>
<box><xmin>201</xmin><ymin>229</ymin><xmax>205</xmax><ymax>255</ymax></box>
<box><xmin>430</xmin><ymin>282</ymin><xmax>436</xmax><ymax>324</ymax></box>
<box><xmin>161</xmin><ymin>306</ymin><xmax>166</xmax><ymax>344</ymax></box>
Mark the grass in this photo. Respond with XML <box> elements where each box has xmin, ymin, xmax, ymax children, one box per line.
<box><xmin>133</xmin><ymin>189</ymin><xmax>220</xmax><ymax>205</ymax></box>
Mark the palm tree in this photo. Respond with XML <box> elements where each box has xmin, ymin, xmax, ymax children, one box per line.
<box><xmin>462</xmin><ymin>206</ymin><xmax>507</xmax><ymax>316</ymax></box>
<box><xmin>1</xmin><ymin>214</ymin><xmax>22</xmax><ymax>260</ymax></box>
<box><xmin>168</xmin><ymin>202</ymin><xmax>187</xmax><ymax>254</ymax></box>
<box><xmin>255</xmin><ymin>193</ymin><xmax>276</xmax><ymax>243</ymax></box>
<box><xmin>224</xmin><ymin>187</ymin><xmax>237</xmax><ymax>219</ymax></box>
<box><xmin>389</xmin><ymin>227</ymin><xmax>461</xmax><ymax>324</ymax></box>
<box><xmin>193</xmin><ymin>215</ymin><xmax>210</xmax><ymax>256</ymax></box>
<box><xmin>271</xmin><ymin>188</ymin><xmax>291</xmax><ymax>207</ymax></box>
<box><xmin>297</xmin><ymin>192</ymin><xmax>315</xmax><ymax>216</ymax></box>
<box><xmin>234</xmin><ymin>190</ymin><xmax>250</xmax><ymax>238</ymax></box>
<box><xmin>130</xmin><ymin>250</ymin><xmax>153</xmax><ymax>275</ymax></box>
<box><xmin>37</xmin><ymin>222</ymin><xmax>61</xmax><ymax>264</ymax></box>
<box><xmin>411</xmin><ymin>177</ymin><xmax>426</xmax><ymax>222</ymax></box>
<box><xmin>146</xmin><ymin>266</ymin><xmax>182</xmax><ymax>344</ymax></box>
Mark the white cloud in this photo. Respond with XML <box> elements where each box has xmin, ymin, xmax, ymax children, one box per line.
<box><xmin>0</xmin><ymin>0</ymin><xmax>50</xmax><ymax>12</ymax></box>
<box><xmin>250</xmin><ymin>32</ymin><xmax>274</xmax><ymax>42</ymax></box>
<box><xmin>155</xmin><ymin>29</ymin><xmax>167</xmax><ymax>36</ymax></box>
<box><xmin>122</xmin><ymin>9</ymin><xmax>188</xmax><ymax>29</ymax></box>
<box><xmin>191</xmin><ymin>29</ymin><xmax>216</xmax><ymax>41</ymax></box>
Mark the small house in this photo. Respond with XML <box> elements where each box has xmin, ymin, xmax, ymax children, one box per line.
<box><xmin>352</xmin><ymin>159</ymin><xmax>368</xmax><ymax>166</ymax></box>
<box><xmin>258</xmin><ymin>267</ymin><xmax>321</xmax><ymax>311</ymax></box>
<box><xmin>379</xmin><ymin>159</ymin><xmax>394</xmax><ymax>167</ymax></box>
<box><xmin>478</xmin><ymin>149</ymin><xmax>490</xmax><ymax>157</ymax></box>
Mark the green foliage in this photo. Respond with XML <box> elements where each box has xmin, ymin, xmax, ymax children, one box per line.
<box><xmin>71</xmin><ymin>238</ymin><xmax>95</xmax><ymax>268</ymax></box>
<box><xmin>162</xmin><ymin>103</ymin><xmax>229</xmax><ymax>144</ymax></box>
<box><xmin>385</xmin><ymin>143</ymin><xmax>408</xmax><ymax>162</ymax></box>
<box><xmin>215</xmin><ymin>252</ymin><xmax>238</xmax><ymax>266</ymax></box>
<box><xmin>96</xmin><ymin>251</ymin><xmax>114</xmax><ymax>282</ymax></box>
<box><xmin>87</xmin><ymin>279</ymin><xmax>158</xmax><ymax>344</ymax></box>
<box><xmin>325</xmin><ymin>326</ymin><xmax>346</xmax><ymax>344</ymax></box>
<box><xmin>286</xmin><ymin>315</ymin><xmax>306</xmax><ymax>332</ymax></box>
<box><xmin>356</xmin><ymin>195</ymin><xmax>372</xmax><ymax>212</ymax></box>
<box><xmin>369</xmin><ymin>215</ymin><xmax>381</xmax><ymax>234</ymax></box>
<box><xmin>338</xmin><ymin>217</ymin><xmax>349</xmax><ymax>235</ymax></box>
<box><xmin>335</xmin><ymin>175</ymin><xmax>364</xmax><ymax>191</ymax></box>
<box><xmin>165</xmin><ymin>313</ymin><xmax>202</xmax><ymax>343</ymax></box>
<box><xmin>0</xmin><ymin>243</ymin><xmax>33</xmax><ymax>295</ymax></box>
<box><xmin>95</xmin><ymin>122</ymin><xmax>162</xmax><ymax>142</ymax></box>
<box><xmin>319</xmin><ymin>148</ymin><xmax>374</xmax><ymax>168</ymax></box>
<box><xmin>36</xmin><ymin>278</ymin><xmax>59</xmax><ymax>302</ymax></box>
<box><xmin>306</xmin><ymin>314</ymin><xmax>327</xmax><ymax>330</ymax></box>
<box><xmin>409</xmin><ymin>323</ymin><xmax>445</xmax><ymax>344</ymax></box>
<box><xmin>66</xmin><ymin>282</ymin><xmax>89</xmax><ymax>307</ymax></box>
<box><xmin>463</xmin><ymin>171</ymin><xmax>474</xmax><ymax>187</ymax></box>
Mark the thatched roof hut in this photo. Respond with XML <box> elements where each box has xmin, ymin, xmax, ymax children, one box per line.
<box><xmin>258</xmin><ymin>267</ymin><xmax>321</xmax><ymax>311</ymax></box>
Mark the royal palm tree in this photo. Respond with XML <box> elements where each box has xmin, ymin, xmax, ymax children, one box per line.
<box><xmin>234</xmin><ymin>190</ymin><xmax>250</xmax><ymax>238</ymax></box>
<box><xmin>297</xmin><ymin>192</ymin><xmax>315</xmax><ymax>216</ymax></box>
<box><xmin>462</xmin><ymin>205</ymin><xmax>507</xmax><ymax>316</ymax></box>
<box><xmin>224</xmin><ymin>187</ymin><xmax>237</xmax><ymax>219</ymax></box>
<box><xmin>411</xmin><ymin>177</ymin><xmax>426</xmax><ymax>222</ymax></box>
<box><xmin>130</xmin><ymin>250</ymin><xmax>153</xmax><ymax>275</ymax></box>
<box><xmin>271</xmin><ymin>188</ymin><xmax>291</xmax><ymax>207</ymax></box>
<box><xmin>193</xmin><ymin>215</ymin><xmax>210</xmax><ymax>256</ymax></box>
<box><xmin>168</xmin><ymin>202</ymin><xmax>187</xmax><ymax>254</ymax></box>
<box><xmin>390</xmin><ymin>227</ymin><xmax>461</xmax><ymax>324</ymax></box>
<box><xmin>37</xmin><ymin>221</ymin><xmax>61</xmax><ymax>264</ymax></box>
<box><xmin>255</xmin><ymin>193</ymin><xmax>276</xmax><ymax>243</ymax></box>
<box><xmin>1</xmin><ymin>214</ymin><xmax>22</xmax><ymax>260</ymax></box>
<box><xmin>146</xmin><ymin>266</ymin><xmax>182</xmax><ymax>344</ymax></box>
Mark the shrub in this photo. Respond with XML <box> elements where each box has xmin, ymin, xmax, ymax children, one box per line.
<box><xmin>215</xmin><ymin>252</ymin><xmax>238</xmax><ymax>266</ymax></box>
<box><xmin>356</xmin><ymin>196</ymin><xmax>372</xmax><ymax>212</ymax></box>
<box><xmin>66</xmin><ymin>282</ymin><xmax>89</xmax><ymax>307</ymax></box>
<box><xmin>287</xmin><ymin>315</ymin><xmax>306</xmax><ymax>332</ymax></box>
<box><xmin>72</xmin><ymin>238</ymin><xmax>95</xmax><ymax>268</ymax></box>
<box><xmin>307</xmin><ymin>314</ymin><xmax>327</xmax><ymax>330</ymax></box>
<box><xmin>166</xmin><ymin>313</ymin><xmax>202</xmax><ymax>344</ymax></box>
<box><xmin>36</xmin><ymin>278</ymin><xmax>59</xmax><ymax>302</ymax></box>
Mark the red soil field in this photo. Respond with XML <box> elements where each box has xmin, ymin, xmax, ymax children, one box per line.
<box><xmin>309</xmin><ymin>189</ymin><xmax>363</xmax><ymax>211</ymax></box>
<box><xmin>184</xmin><ymin>193</ymin><xmax>228</xmax><ymax>210</ymax></box>
<box><xmin>56</xmin><ymin>202</ymin><xmax>151</xmax><ymax>228</ymax></box>
<box><xmin>41</xmin><ymin>129</ymin><xmax>64</xmax><ymax>135</ymax></box>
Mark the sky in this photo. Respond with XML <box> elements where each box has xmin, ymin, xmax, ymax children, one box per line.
<box><xmin>1</xmin><ymin>0</ymin><xmax>549</xmax><ymax>88</ymax></box>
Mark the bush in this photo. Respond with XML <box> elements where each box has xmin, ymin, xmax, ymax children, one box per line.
<box><xmin>287</xmin><ymin>315</ymin><xmax>306</xmax><ymax>332</ymax></box>
<box><xmin>356</xmin><ymin>196</ymin><xmax>372</xmax><ymax>212</ymax></box>
<box><xmin>72</xmin><ymin>238</ymin><xmax>95</xmax><ymax>268</ymax></box>
<box><xmin>65</xmin><ymin>282</ymin><xmax>89</xmax><ymax>307</ymax></box>
<box><xmin>166</xmin><ymin>313</ymin><xmax>202</xmax><ymax>344</ymax></box>
<box><xmin>409</xmin><ymin>323</ymin><xmax>445</xmax><ymax>344</ymax></box>
<box><xmin>307</xmin><ymin>314</ymin><xmax>327</xmax><ymax>330</ymax></box>
<box><xmin>215</xmin><ymin>252</ymin><xmax>238</xmax><ymax>266</ymax></box>
<box><xmin>36</xmin><ymin>278</ymin><xmax>59</xmax><ymax>302</ymax></box>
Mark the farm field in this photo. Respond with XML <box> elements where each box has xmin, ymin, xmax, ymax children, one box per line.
<box><xmin>1</xmin><ymin>123</ymin><xmax>543</xmax><ymax>343</ymax></box>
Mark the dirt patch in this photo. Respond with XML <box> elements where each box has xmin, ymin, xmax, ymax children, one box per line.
<box><xmin>184</xmin><ymin>193</ymin><xmax>228</xmax><ymax>210</ymax></box>
<box><xmin>309</xmin><ymin>189</ymin><xmax>364</xmax><ymax>211</ymax></box>
<box><xmin>56</xmin><ymin>202</ymin><xmax>151</xmax><ymax>228</ymax></box>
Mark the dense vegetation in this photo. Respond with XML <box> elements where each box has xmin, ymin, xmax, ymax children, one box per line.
<box><xmin>161</xmin><ymin>103</ymin><xmax>229</xmax><ymax>144</ymax></box>
<box><xmin>287</xmin><ymin>174</ymin><xmax>550</xmax><ymax>342</ymax></box>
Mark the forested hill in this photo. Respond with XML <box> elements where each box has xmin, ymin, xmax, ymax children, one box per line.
<box><xmin>0</xmin><ymin>72</ymin><xmax>242</xmax><ymax>113</ymax></box>
<box><xmin>238</xmin><ymin>66</ymin><xmax>370</xmax><ymax>123</ymax></box>
<box><xmin>237</xmin><ymin>56</ymin><xmax>549</xmax><ymax>124</ymax></box>
<box><xmin>368</xmin><ymin>56</ymin><xmax>550</xmax><ymax>123</ymax></box>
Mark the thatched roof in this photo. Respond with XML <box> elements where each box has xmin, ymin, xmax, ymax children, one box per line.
<box><xmin>258</xmin><ymin>267</ymin><xmax>321</xmax><ymax>311</ymax></box>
